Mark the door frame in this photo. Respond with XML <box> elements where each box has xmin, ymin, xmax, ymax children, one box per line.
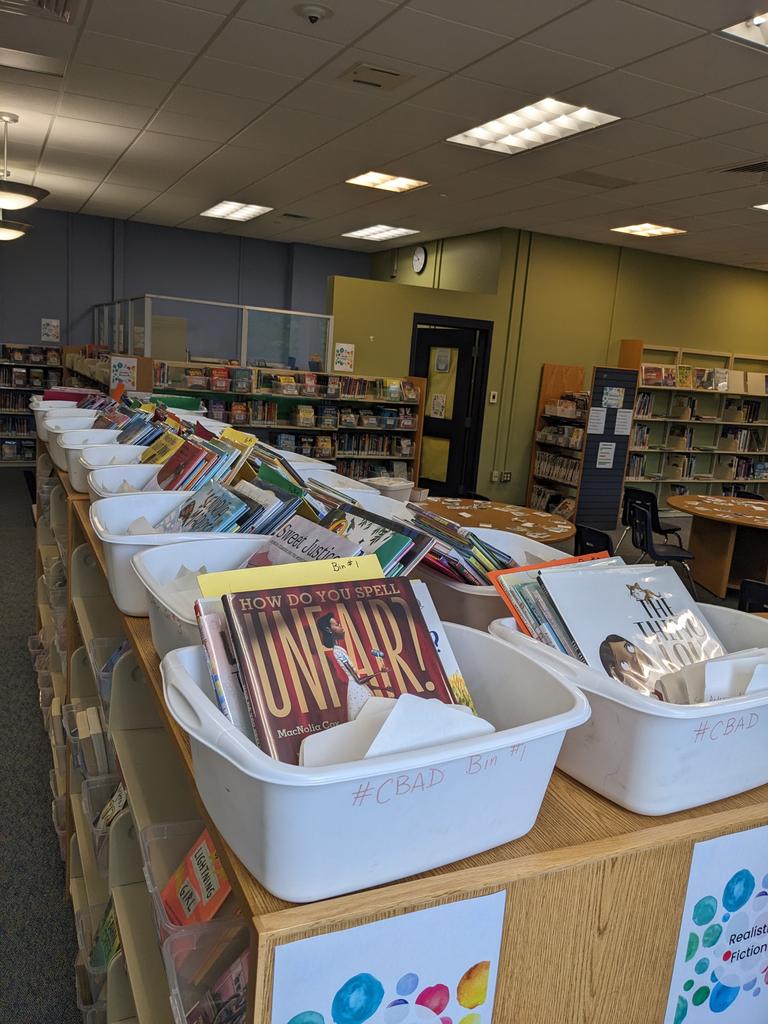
<box><xmin>408</xmin><ymin>313</ymin><xmax>493</xmax><ymax>493</ymax></box>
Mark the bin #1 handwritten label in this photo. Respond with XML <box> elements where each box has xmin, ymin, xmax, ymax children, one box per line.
<box><xmin>351</xmin><ymin>745</ymin><xmax>528</xmax><ymax>806</ymax></box>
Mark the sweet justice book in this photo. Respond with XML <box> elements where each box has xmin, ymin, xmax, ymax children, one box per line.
<box><xmin>222</xmin><ymin>577</ymin><xmax>470</xmax><ymax>763</ymax></box>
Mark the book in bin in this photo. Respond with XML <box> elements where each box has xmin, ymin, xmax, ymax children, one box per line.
<box><xmin>223</xmin><ymin>577</ymin><xmax>473</xmax><ymax>763</ymax></box>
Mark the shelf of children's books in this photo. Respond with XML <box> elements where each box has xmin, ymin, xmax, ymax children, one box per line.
<box><xmin>0</xmin><ymin>359</ymin><xmax>62</xmax><ymax>369</ymax></box>
<box><xmin>535</xmin><ymin>440</ymin><xmax>584</xmax><ymax>455</ymax></box>
<box><xmin>335</xmin><ymin>452</ymin><xmax>414</xmax><ymax>460</ymax></box>
<box><xmin>532</xmin><ymin>473</ymin><xmax>579</xmax><ymax>487</ymax></box>
<box><xmin>0</xmin><ymin>384</ymin><xmax>44</xmax><ymax>392</ymax></box>
<box><xmin>539</xmin><ymin>413</ymin><xmax>586</xmax><ymax>424</ymax></box>
<box><xmin>640</xmin><ymin>385</ymin><xmax>768</xmax><ymax>398</ymax></box>
<box><xmin>630</xmin><ymin>446</ymin><xmax>768</xmax><ymax>455</ymax></box>
<box><xmin>154</xmin><ymin>386</ymin><xmax>421</xmax><ymax>407</ymax></box>
<box><xmin>634</xmin><ymin>416</ymin><xmax>768</xmax><ymax>426</ymax></box>
<box><xmin>626</xmin><ymin>476</ymin><xmax>768</xmax><ymax>484</ymax></box>
<box><xmin>248</xmin><ymin>422</ymin><xmax>338</xmax><ymax>432</ymax></box>
<box><xmin>112</xmin><ymin>882</ymin><xmax>173</xmax><ymax>1024</ymax></box>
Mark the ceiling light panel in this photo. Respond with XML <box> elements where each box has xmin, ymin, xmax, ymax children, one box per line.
<box><xmin>722</xmin><ymin>15</ymin><xmax>768</xmax><ymax>48</ymax></box>
<box><xmin>611</xmin><ymin>223</ymin><xmax>687</xmax><ymax>238</ymax></box>
<box><xmin>342</xmin><ymin>225</ymin><xmax>420</xmax><ymax>240</ymax></box>
<box><xmin>447</xmin><ymin>98</ymin><xmax>619</xmax><ymax>155</ymax></box>
<box><xmin>200</xmin><ymin>200</ymin><xmax>273</xmax><ymax>221</ymax></box>
<box><xmin>346</xmin><ymin>171</ymin><xmax>429</xmax><ymax>192</ymax></box>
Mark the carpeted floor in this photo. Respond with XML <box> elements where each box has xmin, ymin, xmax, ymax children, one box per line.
<box><xmin>0</xmin><ymin>470</ymin><xmax>81</xmax><ymax>1023</ymax></box>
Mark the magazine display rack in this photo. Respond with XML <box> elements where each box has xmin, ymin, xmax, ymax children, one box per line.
<box><xmin>32</xmin><ymin>454</ymin><xmax>768</xmax><ymax>1024</ymax></box>
<box><xmin>619</xmin><ymin>339</ymin><xmax>768</xmax><ymax>510</ymax></box>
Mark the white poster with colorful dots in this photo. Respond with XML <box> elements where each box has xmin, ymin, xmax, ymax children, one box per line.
<box><xmin>271</xmin><ymin>891</ymin><xmax>506</xmax><ymax>1024</ymax></box>
<box><xmin>665</xmin><ymin>826</ymin><xmax>768</xmax><ymax>1024</ymax></box>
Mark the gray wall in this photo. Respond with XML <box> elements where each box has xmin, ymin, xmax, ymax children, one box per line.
<box><xmin>0</xmin><ymin>207</ymin><xmax>370</xmax><ymax>347</ymax></box>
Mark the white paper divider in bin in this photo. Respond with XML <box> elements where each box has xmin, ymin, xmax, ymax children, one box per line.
<box><xmin>89</xmin><ymin>493</ymin><xmax>256</xmax><ymax>616</ymax></box>
<box><xmin>489</xmin><ymin>604</ymin><xmax>768</xmax><ymax>815</ymax></box>
<box><xmin>161</xmin><ymin>622</ymin><xmax>590</xmax><ymax>903</ymax></box>
<box><xmin>60</xmin><ymin>430</ymin><xmax>127</xmax><ymax>492</ymax></box>
<box><xmin>131</xmin><ymin>537</ymin><xmax>272</xmax><ymax>658</ymax></box>
<box><xmin>87</xmin><ymin>463</ymin><xmax>161</xmax><ymax>501</ymax></box>
<box><xmin>418</xmin><ymin>528</ymin><xmax>563</xmax><ymax>632</ymax></box>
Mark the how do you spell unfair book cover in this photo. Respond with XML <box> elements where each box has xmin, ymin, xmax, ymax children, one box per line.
<box><xmin>222</xmin><ymin>577</ymin><xmax>472</xmax><ymax>763</ymax></box>
<box><xmin>538</xmin><ymin>564</ymin><xmax>726</xmax><ymax>696</ymax></box>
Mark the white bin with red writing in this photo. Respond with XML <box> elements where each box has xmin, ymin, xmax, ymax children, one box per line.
<box><xmin>489</xmin><ymin>604</ymin><xmax>768</xmax><ymax>816</ymax></box>
<box><xmin>161</xmin><ymin>622</ymin><xmax>590</xmax><ymax>903</ymax></box>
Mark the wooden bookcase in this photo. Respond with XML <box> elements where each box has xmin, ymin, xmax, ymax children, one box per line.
<box><xmin>619</xmin><ymin>339</ymin><xmax>768</xmax><ymax>512</ymax></box>
<box><xmin>33</xmin><ymin>455</ymin><xmax>768</xmax><ymax>1024</ymax></box>
<box><xmin>525</xmin><ymin>363</ymin><xmax>588</xmax><ymax>521</ymax></box>
<box><xmin>0</xmin><ymin>342</ymin><xmax>62</xmax><ymax>467</ymax></box>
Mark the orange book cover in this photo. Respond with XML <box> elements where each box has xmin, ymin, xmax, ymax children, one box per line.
<box><xmin>161</xmin><ymin>829</ymin><xmax>231</xmax><ymax>927</ymax></box>
<box><xmin>489</xmin><ymin>552</ymin><xmax>609</xmax><ymax>636</ymax></box>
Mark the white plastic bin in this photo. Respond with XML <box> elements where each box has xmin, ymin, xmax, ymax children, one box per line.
<box><xmin>79</xmin><ymin>445</ymin><xmax>148</xmax><ymax>482</ymax></box>
<box><xmin>362</xmin><ymin>477</ymin><xmax>414</xmax><ymax>502</ymax></box>
<box><xmin>162</xmin><ymin>623</ymin><xmax>590</xmax><ymax>902</ymax></box>
<box><xmin>61</xmin><ymin>431</ymin><xmax>125</xmax><ymax>491</ymax></box>
<box><xmin>294</xmin><ymin>468</ymin><xmax>376</xmax><ymax>496</ymax></box>
<box><xmin>86</xmin><ymin>464</ymin><xmax>160</xmax><ymax>501</ymax></box>
<box><xmin>419</xmin><ymin>528</ymin><xmax>563</xmax><ymax>632</ymax></box>
<box><xmin>33</xmin><ymin>400</ymin><xmax>78</xmax><ymax>440</ymax></box>
<box><xmin>45</xmin><ymin>415</ymin><xmax>100</xmax><ymax>469</ymax></box>
<box><xmin>131</xmin><ymin>537</ymin><xmax>270</xmax><ymax>656</ymax></box>
<box><xmin>90</xmin><ymin>493</ymin><xmax>253</xmax><ymax>616</ymax></box>
<box><xmin>489</xmin><ymin>604</ymin><xmax>768</xmax><ymax>815</ymax></box>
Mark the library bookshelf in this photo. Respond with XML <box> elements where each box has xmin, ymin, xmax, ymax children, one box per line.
<box><xmin>619</xmin><ymin>339</ymin><xmax>768</xmax><ymax>512</ymax></box>
<box><xmin>0</xmin><ymin>343</ymin><xmax>62</xmax><ymax>467</ymax></box>
<box><xmin>32</xmin><ymin>447</ymin><xmax>768</xmax><ymax>1024</ymax></box>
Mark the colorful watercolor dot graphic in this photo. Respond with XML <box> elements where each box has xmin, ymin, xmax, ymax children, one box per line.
<box><xmin>702</xmin><ymin>924</ymin><xmax>722</xmax><ymax>948</ymax></box>
<box><xmin>683</xmin><ymin>981</ymin><xmax>694</xmax><ymax>992</ymax></box>
<box><xmin>722</xmin><ymin>870</ymin><xmax>755</xmax><ymax>913</ymax></box>
<box><xmin>685</xmin><ymin>933</ymin><xmax>699</xmax><ymax>962</ymax></box>
<box><xmin>416</xmin><ymin>986</ymin><xmax>449</xmax><ymax>1015</ymax></box>
<box><xmin>384</xmin><ymin>1000</ymin><xmax>409</xmax><ymax>1024</ymax></box>
<box><xmin>458</xmin><ymin>1016</ymin><xmax>481</xmax><ymax>1024</ymax></box>
<box><xmin>331</xmin><ymin>974</ymin><xmax>385</xmax><ymax>1024</ymax></box>
<box><xmin>456</xmin><ymin>962</ymin><xmax>490</xmax><ymax>1009</ymax></box>
<box><xmin>692</xmin><ymin>987</ymin><xmax>710</xmax><ymax>1007</ymax></box>
<box><xmin>693</xmin><ymin>897</ymin><xmax>718</xmax><ymax>926</ymax></box>
<box><xmin>397</xmin><ymin>975</ymin><xmax>419</xmax><ymax>997</ymax></box>
<box><xmin>674</xmin><ymin>995</ymin><xmax>688</xmax><ymax>1023</ymax></box>
<box><xmin>288</xmin><ymin>1014</ymin><xmax>325</xmax><ymax>1024</ymax></box>
<box><xmin>710</xmin><ymin>982</ymin><xmax>740</xmax><ymax>1013</ymax></box>
<box><xmin>695</xmin><ymin>959</ymin><xmax>709</xmax><ymax>975</ymax></box>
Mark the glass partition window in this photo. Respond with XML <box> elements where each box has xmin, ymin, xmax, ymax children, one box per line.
<box><xmin>245</xmin><ymin>308</ymin><xmax>330</xmax><ymax>371</ymax></box>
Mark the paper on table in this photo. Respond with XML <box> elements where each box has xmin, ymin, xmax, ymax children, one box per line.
<box><xmin>615</xmin><ymin>409</ymin><xmax>633</xmax><ymax>435</ymax></box>
<box><xmin>587</xmin><ymin>407</ymin><xmax>607</xmax><ymax>433</ymax></box>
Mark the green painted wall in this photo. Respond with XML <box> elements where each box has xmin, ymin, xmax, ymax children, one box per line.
<box><xmin>331</xmin><ymin>227</ymin><xmax>768</xmax><ymax>503</ymax></box>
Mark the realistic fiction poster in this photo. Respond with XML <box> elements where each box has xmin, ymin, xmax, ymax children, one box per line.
<box><xmin>665</xmin><ymin>825</ymin><xmax>768</xmax><ymax>1024</ymax></box>
<box><xmin>271</xmin><ymin>891</ymin><xmax>507</xmax><ymax>1024</ymax></box>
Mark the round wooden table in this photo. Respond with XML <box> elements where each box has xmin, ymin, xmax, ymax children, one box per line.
<box><xmin>416</xmin><ymin>497</ymin><xmax>575</xmax><ymax>544</ymax></box>
<box><xmin>667</xmin><ymin>494</ymin><xmax>768</xmax><ymax>598</ymax></box>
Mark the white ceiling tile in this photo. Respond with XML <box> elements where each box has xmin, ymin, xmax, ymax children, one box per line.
<box><xmin>556</xmin><ymin>70</ymin><xmax>699</xmax><ymax>117</ymax></box>
<box><xmin>407</xmin><ymin>0</ymin><xmax>585</xmax><ymax>36</ymax></box>
<box><xmin>644</xmin><ymin>137</ymin><xmax>762</xmax><ymax>171</ymax></box>
<box><xmin>578</xmin><ymin>120</ymin><xmax>694</xmax><ymax>160</ymax></box>
<box><xmin>130</xmin><ymin>193</ymin><xmax>210</xmax><ymax>225</ymax></box>
<box><xmin>163</xmin><ymin>85</ymin><xmax>268</xmax><ymax>123</ymax></box>
<box><xmin>465</xmin><ymin>40</ymin><xmax>610</xmax><ymax>92</ymax></box>
<box><xmin>709</xmin><ymin>123</ymin><xmax>768</xmax><ymax>155</ymax></box>
<box><xmin>629</xmin><ymin>35</ymin><xmax>768</xmax><ymax>94</ymax></box>
<box><xmin>410</xmin><ymin>76</ymin><xmax>536</xmax><ymax>121</ymax></box>
<box><xmin>150</xmin><ymin>109</ymin><xmax>251</xmax><ymax>143</ymax></box>
<box><xmin>354</xmin><ymin>8</ymin><xmax>510</xmax><ymax>71</ymax></box>
<box><xmin>279</xmin><ymin>182</ymin><xmax>384</xmax><ymax>218</ymax></box>
<box><xmin>37</xmin><ymin>148</ymin><xmax>119</xmax><ymax>180</ymax></box>
<box><xmin>526</xmin><ymin>0</ymin><xmax>702</xmax><ymax>65</ymax></box>
<box><xmin>1</xmin><ymin>109</ymin><xmax>51</xmax><ymax>147</ymax></box>
<box><xmin>346</xmin><ymin>102</ymin><xmax>474</xmax><ymax>148</ymax></box>
<box><xmin>624</xmin><ymin>1</ymin><xmax>764</xmax><ymax>30</ymax></box>
<box><xmin>169</xmin><ymin>145</ymin><xmax>296</xmax><ymax>199</ymax></box>
<box><xmin>206</xmin><ymin>20</ymin><xmax>342</xmax><ymax>75</ymax></box>
<box><xmin>639</xmin><ymin>96</ymin><xmax>768</xmax><ymax>137</ymax></box>
<box><xmin>169</xmin><ymin>0</ymin><xmax>239</xmax><ymax>11</ymax></box>
<box><xmin>46</xmin><ymin>117</ymin><xmax>138</xmax><ymax>157</ymax></box>
<box><xmin>75</xmin><ymin>32</ymin><xmax>192</xmax><ymax>82</ymax></box>
<box><xmin>181</xmin><ymin>58</ymin><xmax>300</xmax><ymax>102</ymax></box>
<box><xmin>86</xmin><ymin>0</ymin><xmax>224</xmax><ymax>52</ymax></box>
<box><xmin>107</xmin><ymin>132</ymin><xmax>218</xmax><ymax>190</ymax></box>
<box><xmin>2</xmin><ymin>142</ymin><xmax>42</xmax><ymax>173</ymax></box>
<box><xmin>34</xmin><ymin>173</ymin><xmax>100</xmax><ymax>210</ymax></box>
<box><xmin>712</xmin><ymin>76</ymin><xmax>768</xmax><ymax>114</ymax></box>
<box><xmin>281</xmin><ymin>79</ymin><xmax>402</xmax><ymax>122</ymax></box>
<box><xmin>81</xmin><ymin>182</ymin><xmax>159</xmax><ymax>218</ymax></box>
<box><xmin>0</xmin><ymin>83</ymin><xmax>60</xmax><ymax>115</ymax></box>
<box><xmin>238</xmin><ymin>0</ymin><xmax>397</xmax><ymax>43</ymax></box>
<box><xmin>235</xmin><ymin>106</ymin><xmax>356</xmax><ymax>156</ymax></box>
<box><xmin>378</xmin><ymin>141</ymin><xmax>508</xmax><ymax>180</ymax></box>
<box><xmin>584</xmin><ymin>154</ymin><xmax>679</xmax><ymax>183</ymax></box>
<box><xmin>59</xmin><ymin>94</ymin><xmax>154</xmax><ymax>129</ymax></box>
<box><xmin>65</xmin><ymin>63</ymin><xmax>173</xmax><ymax>106</ymax></box>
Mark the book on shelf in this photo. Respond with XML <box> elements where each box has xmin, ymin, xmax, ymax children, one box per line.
<box><xmin>669</xmin><ymin>395</ymin><xmax>694</xmax><ymax>420</ymax></box>
<box><xmin>139</xmin><ymin>429</ymin><xmax>186</xmax><ymax>465</ymax></box>
<box><xmin>89</xmin><ymin>899</ymin><xmax>121</xmax><ymax>982</ymax></box>
<box><xmin>675</xmin><ymin>365</ymin><xmax>692</xmax><ymax>388</ymax></box>
<box><xmin>195</xmin><ymin>598</ymin><xmax>256</xmax><ymax>741</ymax></box>
<box><xmin>222</xmin><ymin>576</ymin><xmax>473</xmax><ymax>763</ymax></box>
<box><xmin>641</xmin><ymin>364</ymin><xmax>669</xmax><ymax>387</ymax></box>
<box><xmin>320</xmin><ymin>503</ymin><xmax>416</xmax><ymax>575</ymax></box>
<box><xmin>533</xmin><ymin>449</ymin><xmax>580</xmax><ymax>485</ymax></box>
<box><xmin>747</xmin><ymin>372</ymin><xmax>768</xmax><ymax>396</ymax></box>
<box><xmin>728</xmin><ymin>369</ymin><xmax>746</xmax><ymax>393</ymax></box>
<box><xmin>186</xmin><ymin>946</ymin><xmax>250</xmax><ymax>1024</ymax></box>
<box><xmin>153</xmin><ymin>482</ymin><xmax>249</xmax><ymax>534</ymax></box>
<box><xmin>161</xmin><ymin>828</ymin><xmax>233</xmax><ymax>927</ymax></box>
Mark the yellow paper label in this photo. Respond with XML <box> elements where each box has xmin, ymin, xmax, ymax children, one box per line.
<box><xmin>198</xmin><ymin>554</ymin><xmax>383</xmax><ymax>598</ymax></box>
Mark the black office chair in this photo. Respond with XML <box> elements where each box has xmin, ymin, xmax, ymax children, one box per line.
<box><xmin>574</xmin><ymin>524</ymin><xmax>614</xmax><ymax>558</ymax></box>
<box><xmin>738</xmin><ymin>579</ymin><xmax>768</xmax><ymax>614</ymax></box>
<box><xmin>617</xmin><ymin>487</ymin><xmax>683</xmax><ymax>552</ymax></box>
<box><xmin>629</xmin><ymin>502</ymin><xmax>697</xmax><ymax>597</ymax></box>
<box><xmin>735</xmin><ymin>490</ymin><xmax>765</xmax><ymax>501</ymax></box>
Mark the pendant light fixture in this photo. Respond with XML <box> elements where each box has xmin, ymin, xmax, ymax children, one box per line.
<box><xmin>0</xmin><ymin>112</ymin><xmax>48</xmax><ymax>241</ymax></box>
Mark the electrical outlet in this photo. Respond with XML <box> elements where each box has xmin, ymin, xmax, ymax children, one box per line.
<box><xmin>488</xmin><ymin>390</ymin><xmax>498</xmax><ymax>404</ymax></box>
<box><xmin>491</xmin><ymin>470</ymin><xmax>500</xmax><ymax>482</ymax></box>
<box><xmin>501</xmin><ymin>471</ymin><xmax>512</xmax><ymax>482</ymax></box>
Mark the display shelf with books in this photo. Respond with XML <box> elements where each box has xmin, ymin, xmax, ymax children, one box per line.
<box><xmin>619</xmin><ymin>339</ymin><xmax>768</xmax><ymax>510</ymax></box>
<box><xmin>526</xmin><ymin>363</ymin><xmax>590</xmax><ymax>521</ymax></box>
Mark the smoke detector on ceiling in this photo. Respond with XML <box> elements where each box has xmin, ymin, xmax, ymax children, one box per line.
<box><xmin>294</xmin><ymin>3</ymin><xmax>332</xmax><ymax>25</ymax></box>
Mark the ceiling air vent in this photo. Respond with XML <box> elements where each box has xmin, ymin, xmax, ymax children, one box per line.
<box><xmin>0</xmin><ymin>0</ymin><xmax>77</xmax><ymax>20</ymax></box>
<box><xmin>722</xmin><ymin>160</ymin><xmax>768</xmax><ymax>175</ymax></box>
<box><xmin>338</xmin><ymin>62</ymin><xmax>412</xmax><ymax>91</ymax></box>
<box><xmin>281</xmin><ymin>212</ymin><xmax>310</xmax><ymax>220</ymax></box>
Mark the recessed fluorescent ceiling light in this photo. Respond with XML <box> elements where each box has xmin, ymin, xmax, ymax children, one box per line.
<box><xmin>345</xmin><ymin>171</ymin><xmax>428</xmax><ymax>192</ymax></box>
<box><xmin>611</xmin><ymin>223</ymin><xmax>687</xmax><ymax>238</ymax></box>
<box><xmin>722</xmin><ymin>13</ymin><xmax>768</xmax><ymax>47</ymax></box>
<box><xmin>447</xmin><ymin>98</ymin><xmax>619</xmax><ymax>155</ymax></box>
<box><xmin>342</xmin><ymin>225</ymin><xmax>420</xmax><ymax>240</ymax></box>
<box><xmin>201</xmin><ymin>200</ymin><xmax>272</xmax><ymax>221</ymax></box>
